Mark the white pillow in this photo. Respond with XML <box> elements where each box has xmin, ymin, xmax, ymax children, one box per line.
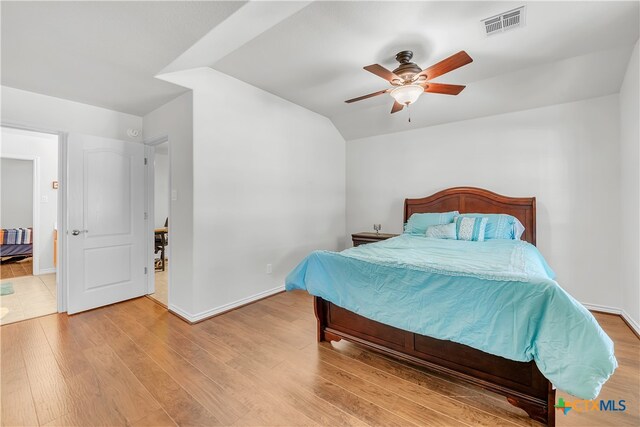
<box><xmin>514</xmin><ymin>218</ymin><xmax>525</xmax><ymax>240</ymax></box>
<box><xmin>425</xmin><ymin>223</ymin><xmax>457</xmax><ymax>239</ymax></box>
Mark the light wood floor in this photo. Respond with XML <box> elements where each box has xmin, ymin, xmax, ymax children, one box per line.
<box><xmin>1</xmin><ymin>291</ymin><xmax>638</xmax><ymax>426</ymax></box>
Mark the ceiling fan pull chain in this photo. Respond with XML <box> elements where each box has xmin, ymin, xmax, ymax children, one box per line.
<box><xmin>407</xmin><ymin>104</ymin><xmax>411</xmax><ymax>123</ymax></box>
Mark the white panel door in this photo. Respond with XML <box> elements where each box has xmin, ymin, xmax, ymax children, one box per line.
<box><xmin>67</xmin><ymin>134</ymin><xmax>146</xmax><ymax>314</ymax></box>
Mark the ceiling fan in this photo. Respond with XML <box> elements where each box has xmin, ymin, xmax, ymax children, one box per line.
<box><xmin>345</xmin><ymin>50</ymin><xmax>473</xmax><ymax>115</ymax></box>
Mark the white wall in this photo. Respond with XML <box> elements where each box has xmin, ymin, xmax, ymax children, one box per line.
<box><xmin>156</xmin><ymin>68</ymin><xmax>346</xmax><ymax>320</ymax></box>
<box><xmin>1</xmin><ymin>86</ymin><xmax>142</xmax><ymax>141</ymax></box>
<box><xmin>143</xmin><ymin>92</ymin><xmax>194</xmax><ymax>314</ymax></box>
<box><xmin>347</xmin><ymin>95</ymin><xmax>621</xmax><ymax>309</ymax></box>
<box><xmin>1</xmin><ymin>158</ymin><xmax>33</xmax><ymax>228</ymax></box>
<box><xmin>619</xmin><ymin>40</ymin><xmax>640</xmax><ymax>329</ymax></box>
<box><xmin>1</xmin><ymin>127</ymin><xmax>59</xmax><ymax>272</ymax></box>
<box><xmin>154</xmin><ymin>150</ymin><xmax>169</xmax><ymax>228</ymax></box>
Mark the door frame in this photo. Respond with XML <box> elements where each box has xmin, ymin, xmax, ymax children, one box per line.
<box><xmin>144</xmin><ymin>135</ymin><xmax>169</xmax><ymax>301</ymax></box>
<box><xmin>1</xmin><ymin>122</ymin><xmax>67</xmax><ymax>312</ymax></box>
<box><xmin>0</xmin><ymin>153</ymin><xmax>40</xmax><ymax>276</ymax></box>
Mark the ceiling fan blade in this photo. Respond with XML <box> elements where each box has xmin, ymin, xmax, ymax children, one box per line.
<box><xmin>345</xmin><ymin>89</ymin><xmax>389</xmax><ymax>103</ymax></box>
<box><xmin>415</xmin><ymin>51</ymin><xmax>473</xmax><ymax>81</ymax></box>
<box><xmin>364</xmin><ymin>64</ymin><xmax>402</xmax><ymax>82</ymax></box>
<box><xmin>423</xmin><ymin>82</ymin><xmax>466</xmax><ymax>95</ymax></box>
<box><xmin>390</xmin><ymin>101</ymin><xmax>404</xmax><ymax>114</ymax></box>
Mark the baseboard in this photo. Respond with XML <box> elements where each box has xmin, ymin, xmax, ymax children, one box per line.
<box><xmin>168</xmin><ymin>285</ymin><xmax>285</xmax><ymax>324</ymax></box>
<box><xmin>167</xmin><ymin>303</ymin><xmax>195</xmax><ymax>324</ymax></box>
<box><xmin>621</xmin><ymin>311</ymin><xmax>640</xmax><ymax>339</ymax></box>
<box><xmin>582</xmin><ymin>302</ymin><xmax>640</xmax><ymax>339</ymax></box>
<box><xmin>37</xmin><ymin>268</ymin><xmax>57</xmax><ymax>275</ymax></box>
<box><xmin>582</xmin><ymin>302</ymin><xmax>621</xmax><ymax>315</ymax></box>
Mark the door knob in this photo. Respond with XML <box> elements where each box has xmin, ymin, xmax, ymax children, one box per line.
<box><xmin>71</xmin><ymin>230</ymin><xmax>87</xmax><ymax>235</ymax></box>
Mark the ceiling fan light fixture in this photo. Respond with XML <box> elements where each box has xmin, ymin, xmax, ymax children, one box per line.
<box><xmin>390</xmin><ymin>84</ymin><xmax>423</xmax><ymax>105</ymax></box>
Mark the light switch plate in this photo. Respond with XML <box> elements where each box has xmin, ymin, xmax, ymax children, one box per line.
<box><xmin>171</xmin><ymin>190</ymin><xmax>178</xmax><ymax>201</ymax></box>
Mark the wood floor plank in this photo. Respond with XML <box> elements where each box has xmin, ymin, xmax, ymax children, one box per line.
<box><xmin>79</xmin><ymin>309</ymin><xmax>223</xmax><ymax>427</ymax></box>
<box><xmin>102</xmin><ymin>305</ymin><xmax>250</xmax><ymax>425</ymax></box>
<box><xmin>43</xmin><ymin>369</ymin><xmax>128</xmax><ymax>427</ymax></box>
<box><xmin>130</xmin><ymin>408</ymin><xmax>177</xmax><ymax>427</ymax></box>
<box><xmin>277</xmin><ymin>361</ymin><xmax>417</xmax><ymax>427</ymax></box>
<box><xmin>1</xmin><ymin>367</ymin><xmax>39</xmax><ymax>427</ymax></box>
<box><xmin>245</xmin><ymin>362</ymin><xmax>370</xmax><ymax>427</ymax></box>
<box><xmin>282</xmin><ymin>353</ymin><xmax>469</xmax><ymax>427</ymax></box>
<box><xmin>82</xmin><ymin>344</ymin><xmax>162</xmax><ymax>423</ymax></box>
<box><xmin>38</xmin><ymin>315</ymin><xmax>93</xmax><ymax>379</ymax></box>
<box><xmin>198</xmin><ymin>314</ymin><xmax>292</xmax><ymax>369</ymax></box>
<box><xmin>0</xmin><ymin>323</ymin><xmax>25</xmax><ymax>373</ymax></box>
<box><xmin>16</xmin><ymin>320</ymin><xmax>75</xmax><ymax>425</ymax></box>
<box><xmin>123</xmin><ymin>312</ymin><xmax>323</xmax><ymax>427</ymax></box>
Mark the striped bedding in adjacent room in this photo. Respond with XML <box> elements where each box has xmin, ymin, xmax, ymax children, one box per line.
<box><xmin>0</xmin><ymin>228</ymin><xmax>33</xmax><ymax>245</ymax></box>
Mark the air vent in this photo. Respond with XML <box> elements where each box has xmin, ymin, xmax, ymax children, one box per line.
<box><xmin>482</xmin><ymin>6</ymin><xmax>526</xmax><ymax>36</ymax></box>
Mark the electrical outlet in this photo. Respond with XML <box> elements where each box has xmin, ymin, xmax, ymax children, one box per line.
<box><xmin>266</xmin><ymin>264</ymin><xmax>272</xmax><ymax>274</ymax></box>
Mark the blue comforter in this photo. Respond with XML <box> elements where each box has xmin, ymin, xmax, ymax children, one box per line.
<box><xmin>285</xmin><ymin>234</ymin><xmax>617</xmax><ymax>399</ymax></box>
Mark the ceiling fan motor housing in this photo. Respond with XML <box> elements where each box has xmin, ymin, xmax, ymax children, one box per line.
<box><xmin>392</xmin><ymin>50</ymin><xmax>423</xmax><ymax>82</ymax></box>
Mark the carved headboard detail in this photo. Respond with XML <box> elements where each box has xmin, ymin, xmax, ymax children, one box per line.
<box><xmin>404</xmin><ymin>187</ymin><xmax>536</xmax><ymax>245</ymax></box>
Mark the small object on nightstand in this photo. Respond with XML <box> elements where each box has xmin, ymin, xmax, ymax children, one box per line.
<box><xmin>352</xmin><ymin>231</ymin><xmax>399</xmax><ymax>247</ymax></box>
<box><xmin>373</xmin><ymin>224</ymin><xmax>382</xmax><ymax>235</ymax></box>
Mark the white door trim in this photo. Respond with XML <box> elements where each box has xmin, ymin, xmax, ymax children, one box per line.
<box><xmin>144</xmin><ymin>145</ymin><xmax>155</xmax><ymax>295</ymax></box>
<box><xmin>0</xmin><ymin>153</ymin><xmax>40</xmax><ymax>276</ymax></box>
<box><xmin>144</xmin><ymin>135</ymin><xmax>170</xmax><ymax>303</ymax></box>
<box><xmin>1</xmin><ymin>121</ymin><xmax>65</xmax><ymax>313</ymax></box>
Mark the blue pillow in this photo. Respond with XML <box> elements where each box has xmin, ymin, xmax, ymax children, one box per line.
<box><xmin>454</xmin><ymin>213</ymin><xmax>519</xmax><ymax>240</ymax></box>
<box><xmin>454</xmin><ymin>216</ymin><xmax>488</xmax><ymax>241</ymax></box>
<box><xmin>404</xmin><ymin>211</ymin><xmax>459</xmax><ymax>235</ymax></box>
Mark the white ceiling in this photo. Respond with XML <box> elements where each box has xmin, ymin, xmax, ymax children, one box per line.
<box><xmin>212</xmin><ymin>1</ymin><xmax>639</xmax><ymax>139</ymax></box>
<box><xmin>1</xmin><ymin>1</ymin><xmax>245</xmax><ymax>115</ymax></box>
<box><xmin>1</xmin><ymin>1</ymin><xmax>638</xmax><ymax>139</ymax></box>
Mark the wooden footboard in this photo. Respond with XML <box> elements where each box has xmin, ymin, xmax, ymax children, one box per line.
<box><xmin>315</xmin><ymin>297</ymin><xmax>555</xmax><ymax>426</ymax></box>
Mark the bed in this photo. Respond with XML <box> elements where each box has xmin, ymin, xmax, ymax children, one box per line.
<box><xmin>286</xmin><ymin>187</ymin><xmax>617</xmax><ymax>427</ymax></box>
<box><xmin>0</xmin><ymin>228</ymin><xmax>33</xmax><ymax>261</ymax></box>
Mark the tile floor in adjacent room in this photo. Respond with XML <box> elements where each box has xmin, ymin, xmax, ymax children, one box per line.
<box><xmin>0</xmin><ymin>273</ymin><xmax>56</xmax><ymax>325</ymax></box>
<box><xmin>148</xmin><ymin>265</ymin><xmax>168</xmax><ymax>306</ymax></box>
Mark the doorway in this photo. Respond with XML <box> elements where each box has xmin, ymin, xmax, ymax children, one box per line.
<box><xmin>0</xmin><ymin>127</ymin><xmax>59</xmax><ymax>325</ymax></box>
<box><xmin>147</xmin><ymin>140</ymin><xmax>169</xmax><ymax>307</ymax></box>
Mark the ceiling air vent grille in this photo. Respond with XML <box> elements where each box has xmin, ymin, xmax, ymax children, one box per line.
<box><xmin>482</xmin><ymin>6</ymin><xmax>526</xmax><ymax>36</ymax></box>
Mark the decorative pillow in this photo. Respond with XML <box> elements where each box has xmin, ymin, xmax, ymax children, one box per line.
<box><xmin>425</xmin><ymin>223</ymin><xmax>457</xmax><ymax>239</ymax></box>
<box><xmin>454</xmin><ymin>216</ymin><xmax>488</xmax><ymax>241</ymax></box>
<box><xmin>404</xmin><ymin>211</ymin><xmax>459</xmax><ymax>235</ymax></box>
<box><xmin>514</xmin><ymin>218</ymin><xmax>525</xmax><ymax>240</ymax></box>
<box><xmin>455</xmin><ymin>213</ymin><xmax>520</xmax><ymax>240</ymax></box>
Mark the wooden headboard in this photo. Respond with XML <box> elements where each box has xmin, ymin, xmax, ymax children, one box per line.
<box><xmin>404</xmin><ymin>187</ymin><xmax>536</xmax><ymax>245</ymax></box>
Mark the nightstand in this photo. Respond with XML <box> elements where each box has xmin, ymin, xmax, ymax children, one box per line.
<box><xmin>351</xmin><ymin>232</ymin><xmax>399</xmax><ymax>247</ymax></box>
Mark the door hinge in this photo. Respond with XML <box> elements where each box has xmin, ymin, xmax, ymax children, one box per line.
<box><xmin>144</xmin><ymin>212</ymin><xmax>148</xmax><ymax>220</ymax></box>
<box><xmin>144</xmin><ymin>267</ymin><xmax>148</xmax><ymax>275</ymax></box>
<box><xmin>144</xmin><ymin>157</ymin><xmax>148</xmax><ymax>165</ymax></box>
